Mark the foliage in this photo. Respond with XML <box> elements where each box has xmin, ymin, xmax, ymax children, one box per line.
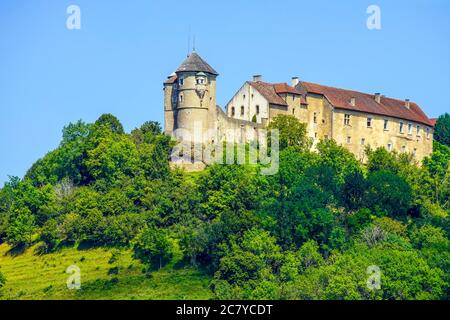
<box><xmin>0</xmin><ymin>113</ymin><xmax>449</xmax><ymax>300</ymax></box>
<box><xmin>268</xmin><ymin>115</ymin><xmax>311</xmax><ymax>151</ymax></box>
<box><xmin>434</xmin><ymin>113</ymin><xmax>450</xmax><ymax>146</ymax></box>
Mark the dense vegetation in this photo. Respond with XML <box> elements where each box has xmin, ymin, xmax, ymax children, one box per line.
<box><xmin>0</xmin><ymin>114</ymin><xmax>449</xmax><ymax>300</ymax></box>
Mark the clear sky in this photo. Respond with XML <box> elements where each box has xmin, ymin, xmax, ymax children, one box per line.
<box><xmin>1</xmin><ymin>0</ymin><xmax>449</xmax><ymax>184</ymax></box>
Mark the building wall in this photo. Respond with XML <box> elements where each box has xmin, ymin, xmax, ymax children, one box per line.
<box><xmin>332</xmin><ymin>108</ymin><xmax>434</xmax><ymax>162</ymax></box>
<box><xmin>225</xmin><ymin>82</ymin><xmax>269</xmax><ymax>123</ymax></box>
<box><xmin>165</xmin><ymin>75</ymin><xmax>433</xmax><ymax>165</ymax></box>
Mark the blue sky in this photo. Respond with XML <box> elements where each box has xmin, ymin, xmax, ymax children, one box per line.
<box><xmin>1</xmin><ymin>0</ymin><xmax>449</xmax><ymax>184</ymax></box>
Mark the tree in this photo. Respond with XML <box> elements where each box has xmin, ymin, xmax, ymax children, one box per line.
<box><xmin>94</xmin><ymin>113</ymin><xmax>124</xmax><ymax>134</ymax></box>
<box><xmin>366</xmin><ymin>170</ymin><xmax>412</xmax><ymax>218</ymax></box>
<box><xmin>268</xmin><ymin>115</ymin><xmax>311</xmax><ymax>150</ymax></box>
<box><xmin>434</xmin><ymin>113</ymin><xmax>450</xmax><ymax>147</ymax></box>
<box><xmin>341</xmin><ymin>170</ymin><xmax>367</xmax><ymax>211</ymax></box>
<box><xmin>6</xmin><ymin>208</ymin><xmax>36</xmax><ymax>247</ymax></box>
<box><xmin>132</xmin><ymin>225</ymin><xmax>173</xmax><ymax>269</ymax></box>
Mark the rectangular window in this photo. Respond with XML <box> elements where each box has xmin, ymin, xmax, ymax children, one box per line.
<box><xmin>344</xmin><ymin>114</ymin><xmax>350</xmax><ymax>126</ymax></box>
<box><xmin>367</xmin><ymin>117</ymin><xmax>372</xmax><ymax>128</ymax></box>
<box><xmin>400</xmin><ymin>122</ymin><xmax>404</xmax><ymax>133</ymax></box>
<box><xmin>426</xmin><ymin>127</ymin><xmax>430</xmax><ymax>139</ymax></box>
<box><xmin>361</xmin><ymin>138</ymin><xmax>365</xmax><ymax>145</ymax></box>
<box><xmin>347</xmin><ymin>136</ymin><xmax>351</xmax><ymax>144</ymax></box>
<box><xmin>179</xmin><ymin>95</ymin><xmax>183</xmax><ymax>103</ymax></box>
<box><xmin>387</xmin><ymin>143</ymin><xmax>393</xmax><ymax>151</ymax></box>
<box><xmin>408</xmin><ymin>123</ymin><xmax>412</xmax><ymax>135</ymax></box>
<box><xmin>416</xmin><ymin>125</ymin><xmax>421</xmax><ymax>136</ymax></box>
<box><xmin>401</xmin><ymin>145</ymin><xmax>406</xmax><ymax>153</ymax></box>
<box><xmin>179</xmin><ymin>78</ymin><xmax>184</xmax><ymax>86</ymax></box>
<box><xmin>384</xmin><ymin>119</ymin><xmax>389</xmax><ymax>130</ymax></box>
<box><xmin>313</xmin><ymin>112</ymin><xmax>317</xmax><ymax>124</ymax></box>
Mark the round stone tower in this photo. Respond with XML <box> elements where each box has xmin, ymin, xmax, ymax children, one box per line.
<box><xmin>164</xmin><ymin>52</ymin><xmax>219</xmax><ymax>143</ymax></box>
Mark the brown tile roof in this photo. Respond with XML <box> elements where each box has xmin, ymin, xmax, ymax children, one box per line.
<box><xmin>248</xmin><ymin>81</ymin><xmax>288</xmax><ymax>106</ymax></box>
<box><xmin>300</xmin><ymin>81</ymin><xmax>433</xmax><ymax>126</ymax></box>
<box><xmin>164</xmin><ymin>75</ymin><xmax>177</xmax><ymax>84</ymax></box>
<box><xmin>430</xmin><ymin>118</ymin><xmax>437</xmax><ymax>127</ymax></box>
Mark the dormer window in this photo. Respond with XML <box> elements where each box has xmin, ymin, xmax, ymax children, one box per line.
<box><xmin>195</xmin><ymin>72</ymin><xmax>207</xmax><ymax>85</ymax></box>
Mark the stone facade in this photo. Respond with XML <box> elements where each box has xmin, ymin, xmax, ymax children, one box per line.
<box><xmin>164</xmin><ymin>52</ymin><xmax>434</xmax><ymax>164</ymax></box>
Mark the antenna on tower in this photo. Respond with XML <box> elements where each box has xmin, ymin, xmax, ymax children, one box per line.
<box><xmin>187</xmin><ymin>27</ymin><xmax>191</xmax><ymax>57</ymax></box>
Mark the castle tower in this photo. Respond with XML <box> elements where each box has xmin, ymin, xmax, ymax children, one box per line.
<box><xmin>164</xmin><ymin>52</ymin><xmax>219</xmax><ymax>142</ymax></box>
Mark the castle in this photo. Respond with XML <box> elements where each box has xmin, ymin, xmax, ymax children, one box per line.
<box><xmin>164</xmin><ymin>52</ymin><xmax>434</xmax><ymax>164</ymax></box>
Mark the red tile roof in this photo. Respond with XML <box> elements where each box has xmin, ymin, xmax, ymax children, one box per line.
<box><xmin>248</xmin><ymin>81</ymin><xmax>288</xmax><ymax>106</ymax></box>
<box><xmin>300</xmin><ymin>81</ymin><xmax>433</xmax><ymax>126</ymax></box>
<box><xmin>164</xmin><ymin>75</ymin><xmax>177</xmax><ymax>84</ymax></box>
<box><xmin>430</xmin><ymin>118</ymin><xmax>437</xmax><ymax>127</ymax></box>
<box><xmin>248</xmin><ymin>81</ymin><xmax>308</xmax><ymax>106</ymax></box>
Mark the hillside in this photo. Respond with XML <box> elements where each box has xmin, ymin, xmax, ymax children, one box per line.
<box><xmin>0</xmin><ymin>243</ymin><xmax>212</xmax><ymax>300</ymax></box>
<box><xmin>0</xmin><ymin>114</ymin><xmax>449</xmax><ymax>300</ymax></box>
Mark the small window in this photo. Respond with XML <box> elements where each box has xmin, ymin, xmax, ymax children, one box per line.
<box><xmin>408</xmin><ymin>123</ymin><xmax>412</xmax><ymax>135</ymax></box>
<box><xmin>313</xmin><ymin>112</ymin><xmax>317</xmax><ymax>124</ymax></box>
<box><xmin>240</xmin><ymin>106</ymin><xmax>244</xmax><ymax>116</ymax></box>
<box><xmin>384</xmin><ymin>119</ymin><xmax>389</xmax><ymax>130</ymax></box>
<box><xmin>361</xmin><ymin>138</ymin><xmax>366</xmax><ymax>145</ymax></box>
<box><xmin>243</xmin><ymin>94</ymin><xmax>246</xmax><ymax>100</ymax></box>
<box><xmin>256</xmin><ymin>105</ymin><xmax>260</xmax><ymax>115</ymax></box>
<box><xmin>196</xmin><ymin>78</ymin><xmax>205</xmax><ymax>85</ymax></box>
<box><xmin>387</xmin><ymin>143</ymin><xmax>393</xmax><ymax>151</ymax></box>
<box><xmin>367</xmin><ymin>117</ymin><xmax>372</xmax><ymax>128</ymax></box>
<box><xmin>401</xmin><ymin>145</ymin><xmax>406</xmax><ymax>153</ymax></box>
<box><xmin>347</xmin><ymin>136</ymin><xmax>351</xmax><ymax>144</ymax></box>
<box><xmin>292</xmin><ymin>108</ymin><xmax>295</xmax><ymax>115</ymax></box>
<box><xmin>314</xmin><ymin>132</ymin><xmax>318</xmax><ymax>138</ymax></box>
<box><xmin>413</xmin><ymin>148</ymin><xmax>417</xmax><ymax>158</ymax></box>
<box><xmin>179</xmin><ymin>77</ymin><xmax>184</xmax><ymax>86</ymax></box>
<box><xmin>344</xmin><ymin>114</ymin><xmax>351</xmax><ymax>126</ymax></box>
<box><xmin>400</xmin><ymin>122</ymin><xmax>404</xmax><ymax>133</ymax></box>
<box><xmin>231</xmin><ymin>107</ymin><xmax>235</xmax><ymax>117</ymax></box>
<box><xmin>179</xmin><ymin>95</ymin><xmax>183</xmax><ymax>103</ymax></box>
<box><xmin>426</xmin><ymin>127</ymin><xmax>430</xmax><ymax>139</ymax></box>
<box><xmin>416</xmin><ymin>125</ymin><xmax>421</xmax><ymax>136</ymax></box>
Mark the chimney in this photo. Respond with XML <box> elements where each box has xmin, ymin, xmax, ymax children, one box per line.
<box><xmin>253</xmin><ymin>75</ymin><xmax>262</xmax><ymax>82</ymax></box>
<box><xmin>350</xmin><ymin>97</ymin><xmax>356</xmax><ymax>107</ymax></box>
<box><xmin>405</xmin><ymin>99</ymin><xmax>410</xmax><ymax>109</ymax></box>
<box><xmin>291</xmin><ymin>77</ymin><xmax>299</xmax><ymax>87</ymax></box>
<box><xmin>374</xmin><ymin>93</ymin><xmax>381</xmax><ymax>103</ymax></box>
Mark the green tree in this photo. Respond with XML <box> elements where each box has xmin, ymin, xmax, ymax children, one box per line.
<box><xmin>94</xmin><ymin>113</ymin><xmax>124</xmax><ymax>134</ymax></box>
<box><xmin>6</xmin><ymin>208</ymin><xmax>36</xmax><ymax>247</ymax></box>
<box><xmin>434</xmin><ymin>113</ymin><xmax>450</xmax><ymax>146</ymax></box>
<box><xmin>366</xmin><ymin>170</ymin><xmax>412</xmax><ymax>218</ymax></box>
<box><xmin>268</xmin><ymin>115</ymin><xmax>311</xmax><ymax>150</ymax></box>
<box><xmin>132</xmin><ymin>225</ymin><xmax>173</xmax><ymax>269</ymax></box>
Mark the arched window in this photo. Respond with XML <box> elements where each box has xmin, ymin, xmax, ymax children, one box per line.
<box><xmin>231</xmin><ymin>107</ymin><xmax>235</xmax><ymax>117</ymax></box>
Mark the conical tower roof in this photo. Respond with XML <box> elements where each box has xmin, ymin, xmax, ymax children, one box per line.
<box><xmin>175</xmin><ymin>52</ymin><xmax>218</xmax><ymax>75</ymax></box>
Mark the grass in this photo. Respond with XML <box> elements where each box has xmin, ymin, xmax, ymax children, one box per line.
<box><xmin>0</xmin><ymin>243</ymin><xmax>213</xmax><ymax>300</ymax></box>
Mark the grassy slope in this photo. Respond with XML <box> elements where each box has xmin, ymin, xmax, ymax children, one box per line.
<box><xmin>0</xmin><ymin>243</ymin><xmax>212</xmax><ymax>300</ymax></box>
